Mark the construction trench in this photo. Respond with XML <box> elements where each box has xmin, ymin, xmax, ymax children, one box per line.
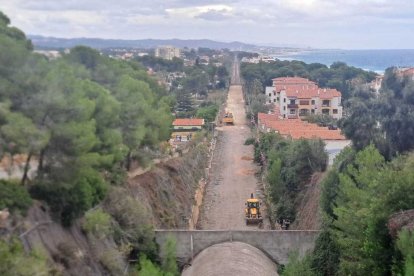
<box><xmin>181</xmin><ymin>60</ymin><xmax>279</xmax><ymax>275</ymax></box>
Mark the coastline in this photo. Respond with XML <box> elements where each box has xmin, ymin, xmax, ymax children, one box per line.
<box><xmin>269</xmin><ymin>49</ymin><xmax>414</xmax><ymax>73</ymax></box>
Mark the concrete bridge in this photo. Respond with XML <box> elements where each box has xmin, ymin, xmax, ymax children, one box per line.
<box><xmin>155</xmin><ymin>230</ymin><xmax>320</xmax><ymax>266</ymax></box>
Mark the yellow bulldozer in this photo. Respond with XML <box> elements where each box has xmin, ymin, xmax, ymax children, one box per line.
<box><xmin>245</xmin><ymin>193</ymin><xmax>263</xmax><ymax>225</ymax></box>
<box><xmin>222</xmin><ymin>111</ymin><xmax>234</xmax><ymax>125</ymax></box>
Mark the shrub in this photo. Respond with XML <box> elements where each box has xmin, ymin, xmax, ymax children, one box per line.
<box><xmin>244</xmin><ymin>137</ymin><xmax>255</xmax><ymax>145</ymax></box>
<box><xmin>196</xmin><ymin>104</ymin><xmax>218</xmax><ymax>123</ymax></box>
<box><xmin>30</xmin><ymin>169</ymin><xmax>108</xmax><ymax>226</ymax></box>
<box><xmin>281</xmin><ymin>251</ymin><xmax>317</xmax><ymax>276</ymax></box>
<box><xmin>136</xmin><ymin>255</ymin><xmax>163</xmax><ymax>276</ymax></box>
<box><xmin>83</xmin><ymin>209</ymin><xmax>113</xmax><ymax>238</ymax></box>
<box><xmin>105</xmin><ymin>187</ymin><xmax>157</xmax><ymax>260</ymax></box>
<box><xmin>0</xmin><ymin>180</ymin><xmax>32</xmax><ymax>214</ymax></box>
<box><xmin>99</xmin><ymin>249</ymin><xmax>124</xmax><ymax>275</ymax></box>
<box><xmin>0</xmin><ymin>238</ymin><xmax>51</xmax><ymax>275</ymax></box>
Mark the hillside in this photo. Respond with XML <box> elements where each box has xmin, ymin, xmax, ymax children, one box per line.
<box><xmin>29</xmin><ymin>35</ymin><xmax>259</xmax><ymax>50</ymax></box>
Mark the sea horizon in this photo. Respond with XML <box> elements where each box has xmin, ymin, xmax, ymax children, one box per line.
<box><xmin>272</xmin><ymin>49</ymin><xmax>414</xmax><ymax>74</ymax></box>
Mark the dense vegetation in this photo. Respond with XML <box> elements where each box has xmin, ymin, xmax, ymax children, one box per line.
<box><xmin>254</xmin><ymin>133</ymin><xmax>327</xmax><ymax>224</ymax></box>
<box><xmin>340</xmin><ymin>68</ymin><xmax>414</xmax><ymax>159</ymax></box>
<box><xmin>0</xmin><ymin>12</ymin><xmax>172</xmax><ymax>224</ymax></box>
<box><xmin>173</xmin><ymin>63</ymin><xmax>228</xmax><ymax>116</ymax></box>
<box><xmin>280</xmin><ymin>70</ymin><xmax>414</xmax><ymax>275</ymax></box>
<box><xmin>0</xmin><ymin>238</ymin><xmax>52</xmax><ymax>275</ymax></box>
<box><xmin>241</xmin><ymin>59</ymin><xmax>376</xmax><ymax>104</ymax></box>
<box><xmin>0</xmin><ymin>11</ymin><xmax>220</xmax><ymax>275</ymax></box>
<box><xmin>136</xmin><ymin>55</ymin><xmax>184</xmax><ymax>72</ymax></box>
<box><xmin>283</xmin><ymin>146</ymin><xmax>414</xmax><ymax>276</ymax></box>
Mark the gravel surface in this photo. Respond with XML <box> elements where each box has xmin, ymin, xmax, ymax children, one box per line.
<box><xmin>198</xmin><ymin>80</ymin><xmax>269</xmax><ymax>230</ymax></box>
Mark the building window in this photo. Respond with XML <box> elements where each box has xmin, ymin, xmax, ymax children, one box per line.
<box><xmin>289</xmin><ymin>99</ymin><xmax>296</xmax><ymax>105</ymax></box>
<box><xmin>311</xmin><ymin>100</ymin><xmax>315</xmax><ymax>105</ymax></box>
<box><xmin>333</xmin><ymin>109</ymin><xmax>338</xmax><ymax>114</ymax></box>
<box><xmin>283</xmin><ymin>98</ymin><xmax>286</xmax><ymax>103</ymax></box>
<box><xmin>299</xmin><ymin>100</ymin><xmax>309</xmax><ymax>105</ymax></box>
<box><xmin>273</xmin><ymin>99</ymin><xmax>276</xmax><ymax>102</ymax></box>
<box><xmin>290</xmin><ymin>109</ymin><xmax>296</xmax><ymax>115</ymax></box>
<box><xmin>322</xmin><ymin>100</ymin><xmax>330</xmax><ymax>107</ymax></box>
<box><xmin>311</xmin><ymin>109</ymin><xmax>315</xmax><ymax>114</ymax></box>
<box><xmin>322</xmin><ymin>109</ymin><xmax>330</xmax><ymax>115</ymax></box>
<box><xmin>276</xmin><ymin>97</ymin><xmax>279</xmax><ymax>101</ymax></box>
<box><xmin>283</xmin><ymin>106</ymin><xmax>286</xmax><ymax>110</ymax></box>
<box><xmin>269</xmin><ymin>93</ymin><xmax>271</xmax><ymax>97</ymax></box>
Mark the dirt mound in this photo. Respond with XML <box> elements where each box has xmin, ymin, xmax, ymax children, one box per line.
<box><xmin>241</xmin><ymin>156</ymin><xmax>254</xmax><ymax>161</ymax></box>
<box><xmin>291</xmin><ymin>172</ymin><xmax>325</xmax><ymax>230</ymax></box>
<box><xmin>128</xmin><ymin>145</ymin><xmax>208</xmax><ymax>229</ymax></box>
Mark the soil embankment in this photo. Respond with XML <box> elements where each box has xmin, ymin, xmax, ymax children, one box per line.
<box><xmin>290</xmin><ymin>172</ymin><xmax>325</xmax><ymax>230</ymax></box>
<box><xmin>128</xmin><ymin>144</ymin><xmax>208</xmax><ymax>229</ymax></box>
<box><xmin>15</xmin><ymin>143</ymin><xmax>208</xmax><ymax>275</ymax></box>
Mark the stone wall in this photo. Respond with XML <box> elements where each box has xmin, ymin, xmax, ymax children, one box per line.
<box><xmin>155</xmin><ymin>230</ymin><xmax>320</xmax><ymax>265</ymax></box>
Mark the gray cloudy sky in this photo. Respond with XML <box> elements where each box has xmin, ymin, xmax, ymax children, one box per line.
<box><xmin>2</xmin><ymin>0</ymin><xmax>414</xmax><ymax>49</ymax></box>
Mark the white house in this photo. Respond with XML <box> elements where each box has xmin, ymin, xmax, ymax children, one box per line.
<box><xmin>266</xmin><ymin>77</ymin><xmax>343</xmax><ymax>119</ymax></box>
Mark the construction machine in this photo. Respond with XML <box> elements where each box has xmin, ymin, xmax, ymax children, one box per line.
<box><xmin>245</xmin><ymin>193</ymin><xmax>263</xmax><ymax>225</ymax></box>
<box><xmin>222</xmin><ymin>111</ymin><xmax>234</xmax><ymax>125</ymax></box>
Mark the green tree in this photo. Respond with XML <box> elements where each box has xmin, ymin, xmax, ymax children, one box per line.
<box><xmin>282</xmin><ymin>252</ymin><xmax>316</xmax><ymax>276</ymax></box>
<box><xmin>396</xmin><ymin>230</ymin><xmax>414</xmax><ymax>276</ymax></box>
<box><xmin>162</xmin><ymin>236</ymin><xmax>179</xmax><ymax>276</ymax></box>
<box><xmin>137</xmin><ymin>255</ymin><xmax>164</xmax><ymax>276</ymax></box>
<box><xmin>196</xmin><ymin>104</ymin><xmax>218</xmax><ymax>122</ymax></box>
<box><xmin>0</xmin><ymin>180</ymin><xmax>32</xmax><ymax>214</ymax></box>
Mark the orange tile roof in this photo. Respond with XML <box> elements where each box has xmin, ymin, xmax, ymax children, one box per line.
<box><xmin>272</xmin><ymin>77</ymin><xmax>316</xmax><ymax>85</ymax></box>
<box><xmin>173</xmin><ymin>118</ymin><xmax>205</xmax><ymax>126</ymax></box>
<box><xmin>258</xmin><ymin>112</ymin><xmax>346</xmax><ymax>140</ymax></box>
<box><xmin>401</xmin><ymin>68</ymin><xmax>414</xmax><ymax>77</ymax></box>
<box><xmin>272</xmin><ymin>77</ymin><xmax>341</xmax><ymax>99</ymax></box>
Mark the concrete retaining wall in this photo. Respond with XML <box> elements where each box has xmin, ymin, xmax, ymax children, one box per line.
<box><xmin>155</xmin><ymin>230</ymin><xmax>320</xmax><ymax>265</ymax></box>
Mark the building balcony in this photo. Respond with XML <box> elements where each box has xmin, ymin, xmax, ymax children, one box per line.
<box><xmin>322</xmin><ymin>100</ymin><xmax>331</xmax><ymax>107</ymax></box>
<box><xmin>287</xmin><ymin>104</ymin><xmax>298</xmax><ymax>108</ymax></box>
<box><xmin>299</xmin><ymin>109</ymin><xmax>310</xmax><ymax>116</ymax></box>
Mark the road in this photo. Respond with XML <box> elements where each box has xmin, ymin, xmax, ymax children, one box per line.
<box><xmin>198</xmin><ymin>58</ymin><xmax>268</xmax><ymax>230</ymax></box>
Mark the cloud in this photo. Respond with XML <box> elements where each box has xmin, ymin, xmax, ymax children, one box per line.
<box><xmin>1</xmin><ymin>0</ymin><xmax>414</xmax><ymax>48</ymax></box>
<box><xmin>196</xmin><ymin>9</ymin><xmax>232</xmax><ymax>21</ymax></box>
<box><xmin>165</xmin><ymin>5</ymin><xmax>233</xmax><ymax>18</ymax></box>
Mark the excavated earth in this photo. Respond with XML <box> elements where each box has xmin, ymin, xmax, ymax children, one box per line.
<box><xmin>128</xmin><ymin>145</ymin><xmax>208</xmax><ymax>229</ymax></box>
<box><xmin>198</xmin><ymin>83</ymin><xmax>270</xmax><ymax>230</ymax></box>
<box><xmin>189</xmin><ymin>61</ymin><xmax>278</xmax><ymax>276</ymax></box>
<box><xmin>12</xmin><ymin>144</ymin><xmax>208</xmax><ymax>275</ymax></box>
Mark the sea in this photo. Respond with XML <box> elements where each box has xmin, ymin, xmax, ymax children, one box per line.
<box><xmin>274</xmin><ymin>49</ymin><xmax>414</xmax><ymax>74</ymax></box>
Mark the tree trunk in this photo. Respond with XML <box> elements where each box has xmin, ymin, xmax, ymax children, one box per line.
<box><xmin>38</xmin><ymin>148</ymin><xmax>45</xmax><ymax>175</ymax></box>
<box><xmin>126</xmin><ymin>151</ymin><xmax>132</xmax><ymax>171</ymax></box>
<box><xmin>21</xmin><ymin>152</ymin><xmax>33</xmax><ymax>186</ymax></box>
<box><xmin>7</xmin><ymin>153</ymin><xmax>14</xmax><ymax>177</ymax></box>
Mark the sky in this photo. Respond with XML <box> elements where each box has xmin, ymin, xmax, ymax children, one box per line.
<box><xmin>2</xmin><ymin>0</ymin><xmax>414</xmax><ymax>49</ymax></box>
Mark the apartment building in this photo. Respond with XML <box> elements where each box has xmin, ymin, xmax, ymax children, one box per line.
<box><xmin>265</xmin><ymin>77</ymin><xmax>343</xmax><ymax>119</ymax></box>
<box><xmin>155</xmin><ymin>45</ymin><xmax>181</xmax><ymax>60</ymax></box>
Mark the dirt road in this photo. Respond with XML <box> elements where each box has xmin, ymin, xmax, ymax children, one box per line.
<box><xmin>198</xmin><ymin>60</ymin><xmax>268</xmax><ymax>230</ymax></box>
